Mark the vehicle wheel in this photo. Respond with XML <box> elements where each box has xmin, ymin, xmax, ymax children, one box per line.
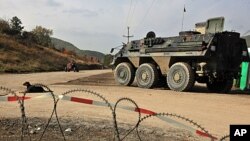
<box><xmin>206</xmin><ymin>79</ymin><xmax>233</xmax><ymax>93</ymax></box>
<box><xmin>114</xmin><ymin>62</ymin><xmax>135</xmax><ymax>86</ymax></box>
<box><xmin>136</xmin><ymin>63</ymin><xmax>159</xmax><ymax>88</ymax></box>
<box><xmin>167</xmin><ymin>62</ymin><xmax>195</xmax><ymax>91</ymax></box>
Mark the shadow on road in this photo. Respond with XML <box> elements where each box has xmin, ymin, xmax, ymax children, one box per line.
<box><xmin>55</xmin><ymin>72</ymin><xmax>250</xmax><ymax>95</ymax></box>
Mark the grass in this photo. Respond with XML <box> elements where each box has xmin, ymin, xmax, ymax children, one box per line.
<box><xmin>0</xmin><ymin>34</ymin><xmax>101</xmax><ymax>73</ymax></box>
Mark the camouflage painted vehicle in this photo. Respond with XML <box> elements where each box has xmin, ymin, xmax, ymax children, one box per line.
<box><xmin>111</xmin><ymin>17</ymin><xmax>250</xmax><ymax>93</ymax></box>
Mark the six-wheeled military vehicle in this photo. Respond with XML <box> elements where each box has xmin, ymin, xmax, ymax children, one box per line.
<box><xmin>111</xmin><ymin>17</ymin><xmax>250</xmax><ymax>93</ymax></box>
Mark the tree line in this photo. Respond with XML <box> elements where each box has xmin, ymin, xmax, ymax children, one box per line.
<box><xmin>0</xmin><ymin>16</ymin><xmax>113</xmax><ymax>66</ymax></box>
<box><xmin>0</xmin><ymin>16</ymin><xmax>53</xmax><ymax>47</ymax></box>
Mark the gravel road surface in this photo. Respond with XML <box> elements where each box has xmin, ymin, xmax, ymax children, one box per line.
<box><xmin>1</xmin><ymin>69</ymin><xmax>249</xmax><ymax>140</ymax></box>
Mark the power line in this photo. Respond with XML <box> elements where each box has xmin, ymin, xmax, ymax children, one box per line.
<box><xmin>133</xmin><ymin>0</ymin><xmax>157</xmax><ymax>34</ymax></box>
<box><xmin>128</xmin><ymin>0</ymin><xmax>138</xmax><ymax>27</ymax></box>
<box><xmin>123</xmin><ymin>0</ymin><xmax>134</xmax><ymax>40</ymax></box>
<box><xmin>126</xmin><ymin>0</ymin><xmax>133</xmax><ymax>26</ymax></box>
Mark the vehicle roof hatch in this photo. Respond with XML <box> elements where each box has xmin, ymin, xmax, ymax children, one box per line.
<box><xmin>205</xmin><ymin>17</ymin><xmax>224</xmax><ymax>34</ymax></box>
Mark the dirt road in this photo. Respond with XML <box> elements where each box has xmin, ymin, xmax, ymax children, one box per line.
<box><xmin>0</xmin><ymin>69</ymin><xmax>250</xmax><ymax>140</ymax></box>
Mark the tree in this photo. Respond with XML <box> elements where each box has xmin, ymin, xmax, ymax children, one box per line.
<box><xmin>21</xmin><ymin>31</ymin><xmax>37</xmax><ymax>46</ymax></box>
<box><xmin>32</xmin><ymin>26</ymin><xmax>53</xmax><ymax>47</ymax></box>
<box><xmin>0</xmin><ymin>18</ymin><xmax>10</xmax><ymax>34</ymax></box>
<box><xmin>10</xmin><ymin>16</ymin><xmax>24</xmax><ymax>35</ymax></box>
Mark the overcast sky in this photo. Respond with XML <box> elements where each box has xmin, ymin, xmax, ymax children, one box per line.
<box><xmin>1</xmin><ymin>0</ymin><xmax>250</xmax><ymax>54</ymax></box>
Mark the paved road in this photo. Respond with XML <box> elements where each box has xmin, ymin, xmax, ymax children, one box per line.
<box><xmin>0</xmin><ymin>69</ymin><xmax>250</xmax><ymax>139</ymax></box>
<box><xmin>0</xmin><ymin>70</ymin><xmax>111</xmax><ymax>90</ymax></box>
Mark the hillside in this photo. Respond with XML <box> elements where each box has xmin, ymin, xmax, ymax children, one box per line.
<box><xmin>0</xmin><ymin>35</ymin><xmax>101</xmax><ymax>73</ymax></box>
<box><xmin>51</xmin><ymin>37</ymin><xmax>105</xmax><ymax>62</ymax></box>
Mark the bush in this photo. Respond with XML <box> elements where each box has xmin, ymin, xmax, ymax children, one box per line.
<box><xmin>32</xmin><ymin>26</ymin><xmax>53</xmax><ymax>47</ymax></box>
<box><xmin>0</xmin><ymin>19</ymin><xmax>10</xmax><ymax>34</ymax></box>
<box><xmin>0</xmin><ymin>17</ymin><xmax>23</xmax><ymax>36</ymax></box>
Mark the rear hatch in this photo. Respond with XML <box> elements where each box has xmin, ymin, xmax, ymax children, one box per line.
<box><xmin>215</xmin><ymin>32</ymin><xmax>249</xmax><ymax>74</ymax></box>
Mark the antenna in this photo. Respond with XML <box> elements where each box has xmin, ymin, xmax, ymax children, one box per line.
<box><xmin>215</xmin><ymin>23</ymin><xmax>217</xmax><ymax>33</ymax></box>
<box><xmin>181</xmin><ymin>5</ymin><xmax>186</xmax><ymax>31</ymax></box>
<box><xmin>123</xmin><ymin>26</ymin><xmax>134</xmax><ymax>43</ymax></box>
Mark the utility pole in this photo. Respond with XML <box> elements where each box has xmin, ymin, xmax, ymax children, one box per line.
<box><xmin>123</xmin><ymin>26</ymin><xmax>133</xmax><ymax>43</ymax></box>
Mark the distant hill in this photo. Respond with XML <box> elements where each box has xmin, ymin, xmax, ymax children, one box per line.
<box><xmin>0</xmin><ymin>35</ymin><xmax>101</xmax><ymax>73</ymax></box>
<box><xmin>51</xmin><ymin>37</ymin><xmax>105</xmax><ymax>62</ymax></box>
<box><xmin>51</xmin><ymin>37</ymin><xmax>80</xmax><ymax>53</ymax></box>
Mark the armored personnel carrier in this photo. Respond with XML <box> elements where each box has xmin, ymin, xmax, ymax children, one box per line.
<box><xmin>111</xmin><ymin>17</ymin><xmax>249</xmax><ymax>93</ymax></box>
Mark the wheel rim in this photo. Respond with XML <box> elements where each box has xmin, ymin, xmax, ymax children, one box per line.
<box><xmin>117</xmin><ymin>67</ymin><xmax>129</xmax><ymax>82</ymax></box>
<box><xmin>136</xmin><ymin>63</ymin><xmax>158</xmax><ymax>88</ymax></box>
<box><xmin>114</xmin><ymin>63</ymin><xmax>135</xmax><ymax>86</ymax></box>
<box><xmin>171</xmin><ymin>68</ymin><xmax>186</xmax><ymax>86</ymax></box>
<box><xmin>173</xmin><ymin>71</ymin><xmax>181</xmax><ymax>83</ymax></box>
<box><xmin>167</xmin><ymin>62</ymin><xmax>194</xmax><ymax>91</ymax></box>
<box><xmin>139</xmin><ymin>70</ymin><xmax>151</xmax><ymax>84</ymax></box>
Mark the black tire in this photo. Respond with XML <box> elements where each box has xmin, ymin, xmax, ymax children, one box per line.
<box><xmin>114</xmin><ymin>62</ymin><xmax>135</xmax><ymax>86</ymax></box>
<box><xmin>206</xmin><ymin>79</ymin><xmax>233</xmax><ymax>93</ymax></box>
<box><xmin>136</xmin><ymin>63</ymin><xmax>159</xmax><ymax>88</ymax></box>
<box><xmin>167</xmin><ymin>62</ymin><xmax>195</xmax><ymax>92</ymax></box>
<box><xmin>146</xmin><ymin>31</ymin><xmax>156</xmax><ymax>38</ymax></box>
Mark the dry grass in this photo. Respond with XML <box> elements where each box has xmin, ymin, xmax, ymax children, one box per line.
<box><xmin>0</xmin><ymin>34</ymin><xmax>101</xmax><ymax>73</ymax></box>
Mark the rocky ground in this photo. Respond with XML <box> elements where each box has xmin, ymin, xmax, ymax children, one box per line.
<box><xmin>0</xmin><ymin>117</ymin><xmax>202</xmax><ymax>141</ymax></box>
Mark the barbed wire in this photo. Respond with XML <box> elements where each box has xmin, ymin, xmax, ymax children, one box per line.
<box><xmin>139</xmin><ymin>113</ymin><xmax>215</xmax><ymax>140</ymax></box>
<box><xmin>0</xmin><ymin>84</ymin><xmax>226</xmax><ymax>141</ymax></box>
<box><xmin>113</xmin><ymin>97</ymin><xmax>141</xmax><ymax>141</ymax></box>
<box><xmin>23</xmin><ymin>83</ymin><xmax>65</xmax><ymax>141</ymax></box>
<box><xmin>219</xmin><ymin>134</ymin><xmax>229</xmax><ymax>141</ymax></box>
<box><xmin>0</xmin><ymin>86</ymin><xmax>29</xmax><ymax>140</ymax></box>
<box><xmin>59</xmin><ymin>89</ymin><xmax>116</xmax><ymax>140</ymax></box>
<box><xmin>0</xmin><ymin>86</ymin><xmax>17</xmax><ymax>96</ymax></box>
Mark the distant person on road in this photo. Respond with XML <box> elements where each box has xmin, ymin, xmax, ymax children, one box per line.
<box><xmin>65</xmin><ymin>60</ymin><xmax>79</xmax><ymax>72</ymax></box>
<box><xmin>71</xmin><ymin>61</ymin><xmax>79</xmax><ymax>72</ymax></box>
